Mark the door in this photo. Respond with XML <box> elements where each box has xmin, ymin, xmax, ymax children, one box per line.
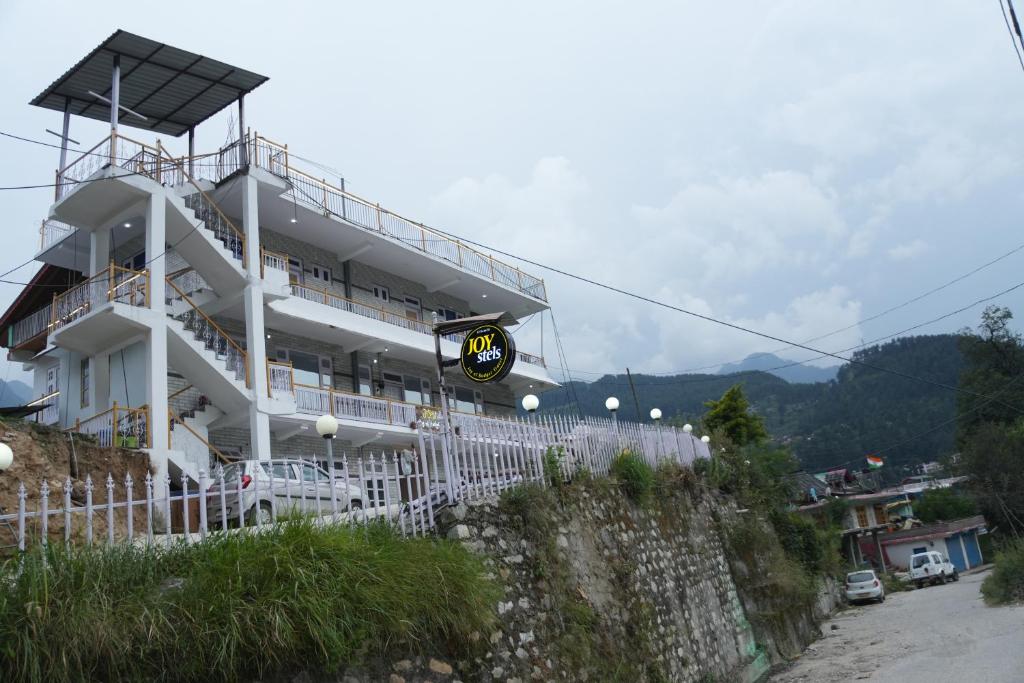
<box><xmin>946</xmin><ymin>534</ymin><xmax>966</xmax><ymax>571</ymax></box>
<box><xmin>288</xmin><ymin>257</ymin><xmax>303</xmax><ymax>285</ymax></box>
<box><xmin>44</xmin><ymin>364</ymin><xmax>60</xmax><ymax>424</ymax></box>
<box><xmin>298</xmin><ymin>461</ymin><xmax>330</xmax><ymax>515</ymax></box>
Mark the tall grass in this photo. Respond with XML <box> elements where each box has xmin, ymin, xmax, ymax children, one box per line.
<box><xmin>609</xmin><ymin>450</ymin><xmax>655</xmax><ymax>503</ymax></box>
<box><xmin>0</xmin><ymin>521</ymin><xmax>498</xmax><ymax>682</ymax></box>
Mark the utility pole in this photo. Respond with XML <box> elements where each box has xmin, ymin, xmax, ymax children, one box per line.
<box><xmin>626</xmin><ymin>368</ymin><xmax>642</xmax><ymax>419</ymax></box>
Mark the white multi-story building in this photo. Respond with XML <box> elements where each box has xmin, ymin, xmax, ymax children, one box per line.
<box><xmin>1</xmin><ymin>31</ymin><xmax>556</xmax><ymax>484</ymax></box>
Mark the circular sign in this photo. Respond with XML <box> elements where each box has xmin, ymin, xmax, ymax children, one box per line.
<box><xmin>460</xmin><ymin>323</ymin><xmax>516</xmax><ymax>383</ymax></box>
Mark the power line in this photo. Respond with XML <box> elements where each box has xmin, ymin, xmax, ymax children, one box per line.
<box><xmin>1000</xmin><ymin>0</ymin><xmax>1024</xmax><ymax>74</ymax></box>
<box><xmin>278</xmin><ymin>165</ymin><xmax>1024</xmax><ymax>410</ymax></box>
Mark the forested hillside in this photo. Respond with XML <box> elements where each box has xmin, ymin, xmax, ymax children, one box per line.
<box><xmin>540</xmin><ymin>335</ymin><xmax>962</xmax><ymax>474</ymax></box>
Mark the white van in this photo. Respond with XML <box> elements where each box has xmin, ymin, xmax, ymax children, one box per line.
<box><xmin>909</xmin><ymin>551</ymin><xmax>958</xmax><ymax>588</ymax></box>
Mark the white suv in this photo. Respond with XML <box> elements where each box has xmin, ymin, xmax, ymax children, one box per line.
<box><xmin>909</xmin><ymin>551</ymin><xmax>959</xmax><ymax>588</ymax></box>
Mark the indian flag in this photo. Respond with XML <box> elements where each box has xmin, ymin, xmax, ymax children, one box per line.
<box><xmin>866</xmin><ymin>455</ymin><xmax>884</xmax><ymax>469</ymax></box>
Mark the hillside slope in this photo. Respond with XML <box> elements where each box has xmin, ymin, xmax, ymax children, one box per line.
<box><xmin>540</xmin><ymin>334</ymin><xmax>961</xmax><ymax>473</ymax></box>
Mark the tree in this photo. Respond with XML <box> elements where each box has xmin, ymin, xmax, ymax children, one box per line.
<box><xmin>956</xmin><ymin>307</ymin><xmax>1024</xmax><ymax>536</ymax></box>
<box><xmin>702</xmin><ymin>384</ymin><xmax>768</xmax><ymax>447</ymax></box>
<box><xmin>914</xmin><ymin>487</ymin><xmax>978</xmax><ymax>524</ymax></box>
<box><xmin>957</xmin><ymin>306</ymin><xmax>1024</xmax><ymax>441</ymax></box>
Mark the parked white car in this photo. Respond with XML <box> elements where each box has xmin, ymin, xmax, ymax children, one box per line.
<box><xmin>208</xmin><ymin>459</ymin><xmax>363</xmax><ymax>525</ymax></box>
<box><xmin>845</xmin><ymin>569</ymin><xmax>885</xmax><ymax>604</ymax></box>
<box><xmin>909</xmin><ymin>551</ymin><xmax>959</xmax><ymax>588</ymax></box>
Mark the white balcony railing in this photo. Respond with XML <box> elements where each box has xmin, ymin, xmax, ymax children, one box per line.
<box><xmin>289</xmin><ymin>283</ymin><xmax>546</xmax><ymax>368</ymax></box>
<box><xmin>232</xmin><ymin>134</ymin><xmax>547</xmax><ymax>302</ymax></box>
<box><xmin>293</xmin><ymin>384</ymin><xmax>420</xmax><ymax>428</ymax></box>
<box><xmin>51</xmin><ymin>266</ymin><xmax>150</xmax><ymax>332</ymax></box>
<box><xmin>10</xmin><ymin>304</ymin><xmax>52</xmax><ymax>347</ymax></box>
<box><xmin>267</xmin><ymin>360</ymin><xmax>294</xmax><ymax>398</ymax></box>
<box><xmin>39</xmin><ymin>219</ymin><xmax>76</xmax><ymax>251</ymax></box>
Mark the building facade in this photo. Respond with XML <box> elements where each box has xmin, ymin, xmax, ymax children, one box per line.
<box><xmin>0</xmin><ymin>31</ymin><xmax>557</xmax><ymax>485</ymax></box>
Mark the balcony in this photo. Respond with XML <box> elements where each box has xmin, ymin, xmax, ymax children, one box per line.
<box><xmin>9</xmin><ymin>304</ymin><xmax>52</xmax><ymax>350</ymax></box>
<box><xmin>220</xmin><ymin>134</ymin><xmax>547</xmax><ymax>303</ymax></box>
<box><xmin>288</xmin><ymin>283</ymin><xmax>546</xmax><ymax>368</ymax></box>
<box><xmin>49</xmin><ymin>266</ymin><xmax>153</xmax><ymax>355</ymax></box>
<box><xmin>294</xmin><ymin>384</ymin><xmax>419</xmax><ymax>428</ymax></box>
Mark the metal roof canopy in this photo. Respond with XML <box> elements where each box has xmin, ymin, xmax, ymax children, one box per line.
<box><xmin>31</xmin><ymin>30</ymin><xmax>268</xmax><ymax>137</ymax></box>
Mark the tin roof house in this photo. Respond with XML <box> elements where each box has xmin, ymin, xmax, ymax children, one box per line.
<box><xmin>1</xmin><ymin>30</ymin><xmax>557</xmax><ymax>485</ymax></box>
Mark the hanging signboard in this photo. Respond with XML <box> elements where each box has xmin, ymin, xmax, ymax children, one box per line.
<box><xmin>460</xmin><ymin>323</ymin><xmax>516</xmax><ymax>383</ymax></box>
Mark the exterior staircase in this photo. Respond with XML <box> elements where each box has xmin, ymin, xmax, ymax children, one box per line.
<box><xmin>165</xmin><ymin>277</ymin><xmax>252</xmax><ymax>417</ymax></box>
<box><xmin>167</xmin><ymin>384</ymin><xmax>227</xmax><ymax>480</ymax></box>
<box><xmin>164</xmin><ymin>188</ymin><xmax>248</xmax><ymax>296</ymax></box>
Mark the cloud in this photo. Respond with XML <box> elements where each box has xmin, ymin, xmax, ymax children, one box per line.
<box><xmin>886</xmin><ymin>239</ymin><xmax>929</xmax><ymax>262</ymax></box>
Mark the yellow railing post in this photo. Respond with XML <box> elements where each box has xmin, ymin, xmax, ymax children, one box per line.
<box><xmin>111</xmin><ymin>401</ymin><xmax>119</xmax><ymax>450</ymax></box>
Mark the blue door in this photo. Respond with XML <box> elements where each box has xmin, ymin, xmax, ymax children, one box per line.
<box><xmin>946</xmin><ymin>534</ymin><xmax>966</xmax><ymax>571</ymax></box>
<box><xmin>964</xmin><ymin>531</ymin><xmax>983</xmax><ymax>567</ymax></box>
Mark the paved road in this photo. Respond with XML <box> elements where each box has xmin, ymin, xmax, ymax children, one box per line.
<box><xmin>769</xmin><ymin>569</ymin><xmax>1024</xmax><ymax>682</ymax></box>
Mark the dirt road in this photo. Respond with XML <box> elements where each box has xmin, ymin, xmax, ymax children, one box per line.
<box><xmin>768</xmin><ymin>569</ymin><xmax>1024</xmax><ymax>682</ymax></box>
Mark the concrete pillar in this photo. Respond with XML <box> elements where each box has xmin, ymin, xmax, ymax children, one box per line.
<box><xmin>146</xmin><ymin>194</ymin><xmax>166</xmax><ymax>309</ymax></box>
<box><xmin>89</xmin><ymin>228</ymin><xmax>111</xmax><ymax>277</ymax></box>
<box><xmin>145</xmin><ymin>194</ymin><xmax>168</xmax><ymax>451</ymax></box>
<box><xmin>242</xmin><ymin>174</ymin><xmax>271</xmax><ymax>461</ymax></box>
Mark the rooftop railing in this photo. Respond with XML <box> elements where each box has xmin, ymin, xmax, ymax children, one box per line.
<box><xmin>289</xmin><ymin>283</ymin><xmax>546</xmax><ymax>368</ymax></box>
<box><xmin>235</xmin><ymin>134</ymin><xmax>547</xmax><ymax>302</ymax></box>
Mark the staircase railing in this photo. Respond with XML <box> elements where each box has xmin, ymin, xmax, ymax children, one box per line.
<box><xmin>155</xmin><ymin>141</ymin><xmax>247</xmax><ymax>267</ymax></box>
<box><xmin>168</xmin><ymin>408</ymin><xmax>231</xmax><ymax>465</ymax></box>
<box><xmin>166</xmin><ymin>266</ymin><xmax>209</xmax><ymax>300</ymax></box>
<box><xmin>168</xmin><ymin>383</ymin><xmax>210</xmax><ymax>418</ymax></box>
<box><xmin>55</xmin><ymin>132</ymin><xmax>163</xmax><ymax>201</ymax></box>
<box><xmin>65</xmin><ymin>402</ymin><xmax>151</xmax><ymax>449</ymax></box>
<box><xmin>166</xmin><ymin>277</ymin><xmax>250</xmax><ymax>387</ymax></box>
<box><xmin>39</xmin><ymin>218</ymin><xmax>76</xmax><ymax>251</ymax></box>
<box><xmin>51</xmin><ymin>264</ymin><xmax>149</xmax><ymax>331</ymax></box>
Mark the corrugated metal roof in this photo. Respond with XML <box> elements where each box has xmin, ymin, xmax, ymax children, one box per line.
<box><xmin>31</xmin><ymin>30</ymin><xmax>268</xmax><ymax>137</ymax></box>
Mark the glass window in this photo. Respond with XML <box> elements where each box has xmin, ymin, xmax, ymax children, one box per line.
<box><xmin>311</xmin><ymin>264</ymin><xmax>331</xmax><ymax>283</ymax></box>
<box><xmin>288</xmin><ymin>257</ymin><xmax>303</xmax><ymax>284</ymax></box>
<box><xmin>372</xmin><ymin>285</ymin><xmax>389</xmax><ymax>303</ymax></box>
<box><xmin>451</xmin><ymin>386</ymin><xmax>479</xmax><ymax>414</ymax></box>
<box><xmin>271</xmin><ymin>463</ymin><xmax>296</xmax><ymax>480</ymax></box>
<box><xmin>80</xmin><ymin>358</ymin><xmax>90</xmax><ymax>408</ymax></box>
<box><xmin>358</xmin><ymin>365</ymin><xmax>372</xmax><ymax>396</ymax></box>
<box><xmin>847</xmin><ymin>571</ymin><xmax>875</xmax><ymax>583</ymax></box>
<box><xmin>288</xmin><ymin>350</ymin><xmax>322</xmax><ymax>387</ymax></box>
<box><xmin>912</xmin><ymin>555</ymin><xmax>930</xmax><ymax>568</ymax></box>
<box><xmin>300</xmin><ymin>464</ymin><xmax>322</xmax><ymax>482</ymax></box>
<box><xmin>855</xmin><ymin>506</ymin><xmax>869</xmax><ymax>528</ymax></box>
<box><xmin>404</xmin><ymin>376</ymin><xmax>428</xmax><ymax>404</ymax></box>
<box><xmin>436</xmin><ymin>307</ymin><xmax>459</xmax><ymax>321</ymax></box>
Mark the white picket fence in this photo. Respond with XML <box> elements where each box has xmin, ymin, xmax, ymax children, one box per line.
<box><xmin>0</xmin><ymin>414</ymin><xmax>709</xmax><ymax>553</ymax></box>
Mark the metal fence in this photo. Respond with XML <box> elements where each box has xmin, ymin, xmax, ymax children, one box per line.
<box><xmin>0</xmin><ymin>414</ymin><xmax>710</xmax><ymax>554</ymax></box>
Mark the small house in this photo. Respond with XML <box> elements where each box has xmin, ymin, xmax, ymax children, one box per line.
<box><xmin>880</xmin><ymin>516</ymin><xmax>987</xmax><ymax>572</ymax></box>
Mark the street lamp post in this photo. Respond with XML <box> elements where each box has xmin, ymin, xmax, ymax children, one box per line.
<box><xmin>522</xmin><ymin>394</ymin><xmax>539</xmax><ymax>422</ymax></box>
<box><xmin>605</xmin><ymin>396</ymin><xmax>620</xmax><ymax>449</ymax></box>
<box><xmin>316</xmin><ymin>414</ymin><xmax>339</xmax><ymax>475</ymax></box>
<box><xmin>649</xmin><ymin>408</ymin><xmax>662</xmax><ymax>461</ymax></box>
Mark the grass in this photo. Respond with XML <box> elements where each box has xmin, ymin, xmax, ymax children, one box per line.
<box><xmin>609</xmin><ymin>450</ymin><xmax>655</xmax><ymax>503</ymax></box>
<box><xmin>0</xmin><ymin>520</ymin><xmax>498</xmax><ymax>683</ymax></box>
<box><xmin>981</xmin><ymin>539</ymin><xmax>1024</xmax><ymax>605</ymax></box>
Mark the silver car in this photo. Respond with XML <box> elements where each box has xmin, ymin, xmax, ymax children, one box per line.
<box><xmin>207</xmin><ymin>458</ymin><xmax>363</xmax><ymax>525</ymax></box>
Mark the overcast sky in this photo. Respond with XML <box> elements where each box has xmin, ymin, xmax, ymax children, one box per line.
<box><xmin>2</xmin><ymin>1</ymin><xmax>1024</xmax><ymax>388</ymax></box>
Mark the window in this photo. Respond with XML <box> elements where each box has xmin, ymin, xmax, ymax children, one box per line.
<box><xmin>382</xmin><ymin>372</ymin><xmax>404</xmax><ymax>401</ymax></box>
<box><xmin>372</xmin><ymin>285</ymin><xmax>390</xmax><ymax>303</ymax></box>
<box><xmin>80</xmin><ymin>358</ymin><xmax>89</xmax><ymax>408</ymax></box>
<box><xmin>404</xmin><ymin>296</ymin><xmax>421</xmax><ymax>321</ymax></box>
<box><xmin>450</xmin><ymin>386</ymin><xmax>484</xmax><ymax>414</ymax></box>
<box><xmin>310</xmin><ymin>264</ymin><xmax>331</xmax><ymax>283</ymax></box>
<box><xmin>270</xmin><ymin>463</ymin><xmax>297</xmax><ymax>481</ymax></box>
<box><xmin>279</xmin><ymin>350</ymin><xmax>332</xmax><ymax>388</ymax></box>
<box><xmin>288</xmin><ymin>257</ymin><xmax>303</xmax><ymax>284</ymax></box>
<box><xmin>358</xmin><ymin>365</ymin><xmax>372</xmax><ymax>396</ymax></box>
<box><xmin>300</xmin><ymin>463</ymin><xmax>323</xmax><ymax>482</ymax></box>
<box><xmin>873</xmin><ymin>505</ymin><xmax>887</xmax><ymax>526</ymax></box>
<box><xmin>855</xmin><ymin>506</ymin><xmax>869</xmax><ymax>528</ymax></box>
<box><xmin>436</xmin><ymin>307</ymin><xmax>459</xmax><ymax>321</ymax></box>
<box><xmin>403</xmin><ymin>376</ymin><xmax>430</xmax><ymax>405</ymax></box>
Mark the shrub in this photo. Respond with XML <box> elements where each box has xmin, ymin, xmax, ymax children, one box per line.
<box><xmin>768</xmin><ymin>508</ymin><xmax>842</xmax><ymax>577</ymax></box>
<box><xmin>0</xmin><ymin>520</ymin><xmax>498</xmax><ymax>683</ymax></box>
<box><xmin>981</xmin><ymin>539</ymin><xmax>1024</xmax><ymax>605</ymax></box>
<box><xmin>609</xmin><ymin>450</ymin><xmax>655</xmax><ymax>503</ymax></box>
